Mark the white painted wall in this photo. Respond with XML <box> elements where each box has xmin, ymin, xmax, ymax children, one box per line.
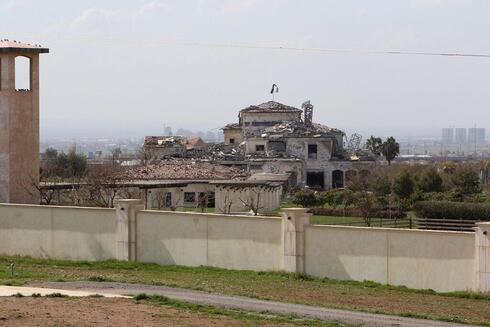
<box><xmin>305</xmin><ymin>225</ymin><xmax>475</xmax><ymax>292</ymax></box>
<box><xmin>136</xmin><ymin>210</ymin><xmax>282</xmax><ymax>271</ymax></box>
<box><xmin>0</xmin><ymin>204</ymin><xmax>116</xmax><ymax>261</ymax></box>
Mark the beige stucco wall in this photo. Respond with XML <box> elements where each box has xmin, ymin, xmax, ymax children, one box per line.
<box><xmin>0</xmin><ymin>204</ymin><xmax>116</xmax><ymax>261</ymax></box>
<box><xmin>241</xmin><ymin>112</ymin><xmax>301</xmax><ymax>127</ymax></box>
<box><xmin>305</xmin><ymin>225</ymin><xmax>475</xmax><ymax>292</ymax></box>
<box><xmin>0</xmin><ymin>202</ymin><xmax>479</xmax><ymax>292</ymax></box>
<box><xmin>223</xmin><ymin>129</ymin><xmax>243</xmax><ymax>145</ymax></box>
<box><xmin>136</xmin><ymin>210</ymin><xmax>282</xmax><ymax>271</ymax></box>
<box><xmin>214</xmin><ymin>185</ymin><xmax>282</xmax><ymax>213</ymax></box>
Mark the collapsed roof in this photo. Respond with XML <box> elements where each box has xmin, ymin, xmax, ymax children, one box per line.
<box><xmin>144</xmin><ymin>136</ymin><xmax>186</xmax><ymax>147</ymax></box>
<box><xmin>240</xmin><ymin>101</ymin><xmax>303</xmax><ymax>114</ymax></box>
<box><xmin>263</xmin><ymin>121</ymin><xmax>344</xmax><ymax>138</ymax></box>
<box><xmin>118</xmin><ymin>161</ymin><xmax>249</xmax><ymax>181</ymax></box>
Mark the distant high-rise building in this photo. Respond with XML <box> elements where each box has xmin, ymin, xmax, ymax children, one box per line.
<box><xmin>455</xmin><ymin>128</ymin><xmax>467</xmax><ymax>144</ymax></box>
<box><xmin>163</xmin><ymin>126</ymin><xmax>173</xmax><ymax>136</ymax></box>
<box><xmin>468</xmin><ymin>128</ymin><xmax>486</xmax><ymax>145</ymax></box>
<box><xmin>441</xmin><ymin>128</ymin><xmax>454</xmax><ymax>144</ymax></box>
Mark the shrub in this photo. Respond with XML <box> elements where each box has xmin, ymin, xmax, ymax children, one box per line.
<box><xmin>317</xmin><ymin>189</ymin><xmax>357</xmax><ymax>208</ymax></box>
<box><xmin>292</xmin><ymin>189</ymin><xmax>319</xmax><ymax>208</ymax></box>
<box><xmin>413</xmin><ymin>201</ymin><xmax>490</xmax><ymax>220</ymax></box>
<box><xmin>309</xmin><ymin>207</ymin><xmax>406</xmax><ymax>219</ymax></box>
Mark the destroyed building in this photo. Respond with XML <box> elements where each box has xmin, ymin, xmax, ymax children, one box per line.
<box><xmin>143</xmin><ymin>136</ymin><xmax>208</xmax><ymax>160</ymax></box>
<box><xmin>113</xmin><ymin>161</ymin><xmax>283</xmax><ymax>213</ymax></box>
<box><xmin>219</xmin><ymin>100</ymin><xmax>376</xmax><ymax>190</ymax></box>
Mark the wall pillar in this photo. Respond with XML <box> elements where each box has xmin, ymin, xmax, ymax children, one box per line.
<box><xmin>281</xmin><ymin>208</ymin><xmax>311</xmax><ymax>274</ymax></box>
<box><xmin>116</xmin><ymin>199</ymin><xmax>144</xmax><ymax>261</ymax></box>
<box><xmin>475</xmin><ymin>222</ymin><xmax>490</xmax><ymax>293</ymax></box>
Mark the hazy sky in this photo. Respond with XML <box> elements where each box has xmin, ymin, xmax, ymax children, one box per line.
<box><xmin>1</xmin><ymin>0</ymin><xmax>489</xmax><ymax>139</ymax></box>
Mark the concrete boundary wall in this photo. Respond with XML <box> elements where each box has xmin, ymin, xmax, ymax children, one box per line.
<box><xmin>305</xmin><ymin>225</ymin><xmax>475</xmax><ymax>292</ymax></box>
<box><xmin>1</xmin><ymin>201</ymin><xmax>489</xmax><ymax>293</ymax></box>
<box><xmin>136</xmin><ymin>210</ymin><xmax>283</xmax><ymax>271</ymax></box>
<box><xmin>0</xmin><ymin>204</ymin><xmax>116</xmax><ymax>260</ymax></box>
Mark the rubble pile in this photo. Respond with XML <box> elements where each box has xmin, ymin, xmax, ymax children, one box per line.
<box><xmin>240</xmin><ymin>101</ymin><xmax>303</xmax><ymax>113</ymax></box>
<box><xmin>119</xmin><ymin>161</ymin><xmax>249</xmax><ymax>181</ymax></box>
<box><xmin>206</xmin><ymin>143</ymin><xmax>246</xmax><ymax>161</ymax></box>
<box><xmin>144</xmin><ymin>136</ymin><xmax>186</xmax><ymax>147</ymax></box>
<box><xmin>263</xmin><ymin>121</ymin><xmax>342</xmax><ymax>138</ymax></box>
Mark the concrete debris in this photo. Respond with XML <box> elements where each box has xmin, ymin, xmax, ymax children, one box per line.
<box><xmin>263</xmin><ymin>121</ymin><xmax>341</xmax><ymax>138</ymax></box>
<box><xmin>240</xmin><ymin>101</ymin><xmax>303</xmax><ymax>113</ymax></box>
<box><xmin>119</xmin><ymin>160</ymin><xmax>249</xmax><ymax>181</ymax></box>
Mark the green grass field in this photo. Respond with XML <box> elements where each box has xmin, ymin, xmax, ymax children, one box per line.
<box><xmin>0</xmin><ymin>256</ymin><xmax>489</xmax><ymax>326</ymax></box>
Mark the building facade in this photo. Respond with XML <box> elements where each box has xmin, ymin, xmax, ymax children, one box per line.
<box><xmin>220</xmin><ymin>101</ymin><xmax>376</xmax><ymax>190</ymax></box>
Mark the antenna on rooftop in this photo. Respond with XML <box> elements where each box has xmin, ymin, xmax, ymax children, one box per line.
<box><xmin>270</xmin><ymin>84</ymin><xmax>279</xmax><ymax>101</ymax></box>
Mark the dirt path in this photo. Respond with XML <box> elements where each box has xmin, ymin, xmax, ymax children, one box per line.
<box><xmin>28</xmin><ymin>281</ymin><xmax>476</xmax><ymax>327</ymax></box>
<box><xmin>0</xmin><ymin>297</ymin><xmax>281</xmax><ymax>327</ymax></box>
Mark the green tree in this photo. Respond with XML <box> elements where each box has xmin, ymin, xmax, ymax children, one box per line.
<box><xmin>44</xmin><ymin>148</ymin><xmax>58</xmax><ymax>160</ymax></box>
<box><xmin>365</xmin><ymin>136</ymin><xmax>383</xmax><ymax>156</ymax></box>
<box><xmin>417</xmin><ymin>168</ymin><xmax>443</xmax><ymax>193</ymax></box>
<box><xmin>451</xmin><ymin>167</ymin><xmax>481</xmax><ymax>195</ymax></box>
<box><xmin>66</xmin><ymin>148</ymin><xmax>87</xmax><ymax>178</ymax></box>
<box><xmin>381</xmin><ymin>137</ymin><xmax>400</xmax><ymax>166</ymax></box>
<box><xmin>370</xmin><ymin>174</ymin><xmax>392</xmax><ymax>197</ymax></box>
<box><xmin>393</xmin><ymin>170</ymin><xmax>414</xmax><ymax>199</ymax></box>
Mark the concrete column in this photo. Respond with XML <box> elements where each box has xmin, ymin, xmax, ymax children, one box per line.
<box><xmin>475</xmin><ymin>222</ymin><xmax>490</xmax><ymax>293</ymax></box>
<box><xmin>116</xmin><ymin>199</ymin><xmax>144</xmax><ymax>261</ymax></box>
<box><xmin>281</xmin><ymin>208</ymin><xmax>311</xmax><ymax>274</ymax></box>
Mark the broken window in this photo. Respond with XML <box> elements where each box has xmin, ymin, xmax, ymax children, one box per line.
<box><xmin>255</xmin><ymin>144</ymin><xmax>265</xmax><ymax>152</ymax></box>
<box><xmin>184</xmin><ymin>192</ymin><xmax>196</xmax><ymax>203</ymax></box>
<box><xmin>229</xmin><ymin>138</ymin><xmax>235</xmax><ymax>144</ymax></box>
<box><xmin>308</xmin><ymin>144</ymin><xmax>318</xmax><ymax>159</ymax></box>
<box><xmin>307</xmin><ymin>171</ymin><xmax>325</xmax><ymax>190</ymax></box>
<box><xmin>15</xmin><ymin>56</ymin><xmax>31</xmax><ymax>91</ymax></box>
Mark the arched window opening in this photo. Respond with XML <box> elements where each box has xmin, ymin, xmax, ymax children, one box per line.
<box><xmin>345</xmin><ymin>170</ymin><xmax>358</xmax><ymax>183</ymax></box>
<box><xmin>332</xmin><ymin>170</ymin><xmax>345</xmax><ymax>189</ymax></box>
<box><xmin>15</xmin><ymin>56</ymin><xmax>31</xmax><ymax>91</ymax></box>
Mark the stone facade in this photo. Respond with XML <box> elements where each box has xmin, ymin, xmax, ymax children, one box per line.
<box><xmin>220</xmin><ymin>100</ymin><xmax>376</xmax><ymax>190</ymax></box>
<box><xmin>0</xmin><ymin>40</ymin><xmax>49</xmax><ymax>204</ymax></box>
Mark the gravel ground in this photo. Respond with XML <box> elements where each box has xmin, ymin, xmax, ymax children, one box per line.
<box><xmin>28</xmin><ymin>281</ymin><xmax>476</xmax><ymax>327</ymax></box>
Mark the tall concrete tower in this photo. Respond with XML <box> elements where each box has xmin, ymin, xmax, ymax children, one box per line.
<box><xmin>0</xmin><ymin>40</ymin><xmax>49</xmax><ymax>204</ymax></box>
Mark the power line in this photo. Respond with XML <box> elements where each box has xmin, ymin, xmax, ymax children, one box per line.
<box><xmin>11</xmin><ymin>35</ymin><xmax>490</xmax><ymax>59</ymax></box>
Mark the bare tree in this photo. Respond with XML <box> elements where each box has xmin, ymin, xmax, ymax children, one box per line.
<box><xmin>169</xmin><ymin>190</ymin><xmax>183</xmax><ymax>211</ymax></box>
<box><xmin>152</xmin><ymin>190</ymin><xmax>169</xmax><ymax>210</ymax></box>
<box><xmin>84</xmin><ymin>165</ymin><xmax>125</xmax><ymax>208</ymax></box>
<box><xmin>239</xmin><ymin>188</ymin><xmax>265</xmax><ymax>216</ymax></box>
<box><xmin>198</xmin><ymin>191</ymin><xmax>210</xmax><ymax>213</ymax></box>
<box><xmin>22</xmin><ymin>173</ymin><xmax>58</xmax><ymax>205</ymax></box>
<box><xmin>216</xmin><ymin>188</ymin><xmax>234</xmax><ymax>214</ymax></box>
<box><xmin>137</xmin><ymin>146</ymin><xmax>154</xmax><ymax>166</ymax></box>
